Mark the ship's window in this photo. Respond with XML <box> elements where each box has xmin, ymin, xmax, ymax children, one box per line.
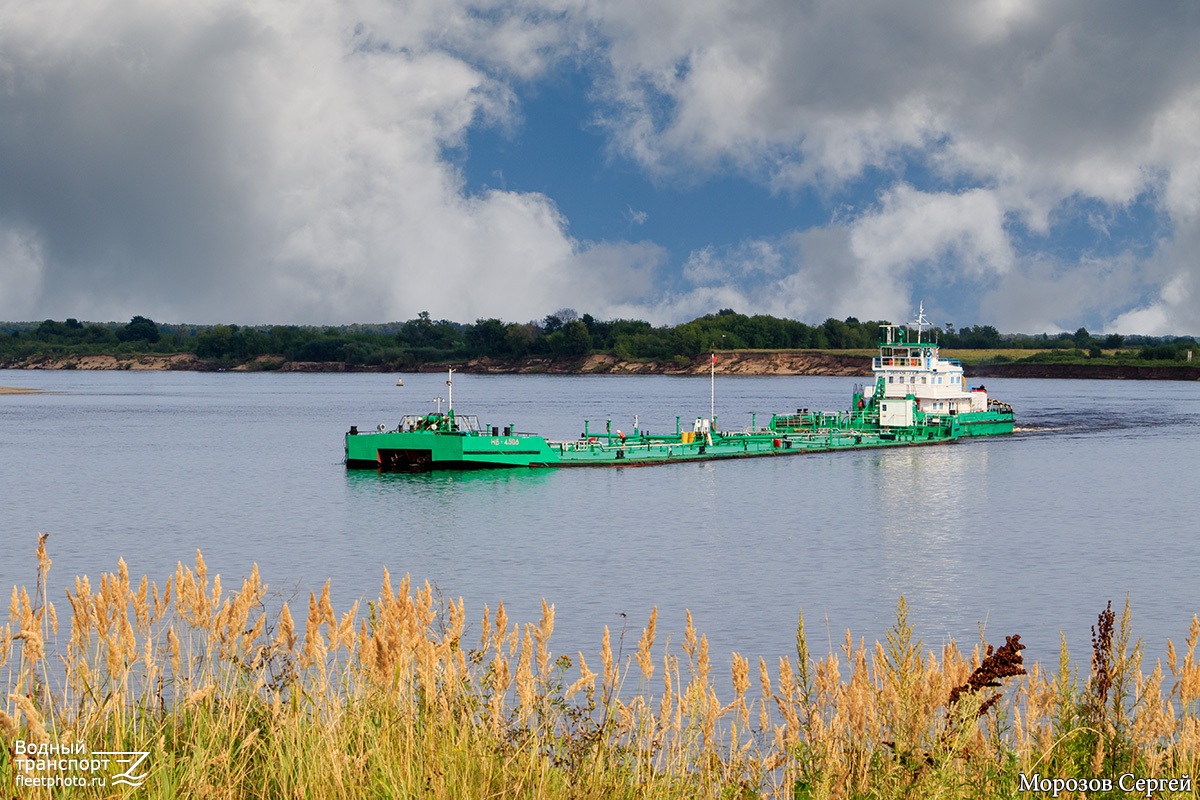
<box><xmin>921</xmin><ymin>377</ymin><xmax>926</xmax><ymax>384</ymax></box>
<box><xmin>888</xmin><ymin>376</ymin><xmax>893</xmax><ymax>383</ymax></box>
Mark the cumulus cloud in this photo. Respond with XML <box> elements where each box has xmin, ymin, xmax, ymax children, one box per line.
<box><xmin>976</xmin><ymin>252</ymin><xmax>1147</xmax><ymax>334</ymax></box>
<box><xmin>638</xmin><ymin>226</ymin><xmax>910</xmax><ymax>326</ymax></box>
<box><xmin>0</xmin><ymin>0</ymin><xmax>620</xmax><ymax>324</ymax></box>
<box><xmin>584</xmin><ymin>0</ymin><xmax>1199</xmax><ymax>198</ymax></box>
<box><xmin>618</xmin><ymin>183</ymin><xmax>1016</xmax><ymax>327</ymax></box>
<box><xmin>849</xmin><ymin>185</ymin><xmax>1014</xmax><ymax>279</ymax></box>
<box><xmin>1107</xmin><ymin>218</ymin><xmax>1200</xmax><ymax>335</ymax></box>
<box><xmin>578</xmin><ymin>0</ymin><xmax>1200</xmax><ymax>332</ymax></box>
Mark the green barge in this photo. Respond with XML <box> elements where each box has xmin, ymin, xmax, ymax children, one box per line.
<box><xmin>345</xmin><ymin>309</ymin><xmax>1014</xmax><ymax>472</ymax></box>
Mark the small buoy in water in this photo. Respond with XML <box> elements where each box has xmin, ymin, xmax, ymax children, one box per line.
<box><xmin>396</xmin><ymin>378</ymin><xmax>404</xmax><ymax>386</ymax></box>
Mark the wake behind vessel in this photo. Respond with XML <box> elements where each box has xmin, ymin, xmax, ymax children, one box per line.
<box><xmin>344</xmin><ymin>309</ymin><xmax>1014</xmax><ymax>471</ymax></box>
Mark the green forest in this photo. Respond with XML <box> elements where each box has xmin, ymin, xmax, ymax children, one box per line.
<box><xmin>1</xmin><ymin>309</ymin><xmax>1195</xmax><ymax>369</ymax></box>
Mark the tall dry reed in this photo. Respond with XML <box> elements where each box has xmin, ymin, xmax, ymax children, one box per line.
<box><xmin>3</xmin><ymin>537</ymin><xmax>1200</xmax><ymax>798</ymax></box>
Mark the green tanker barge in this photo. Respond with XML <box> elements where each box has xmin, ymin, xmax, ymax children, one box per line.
<box><xmin>345</xmin><ymin>309</ymin><xmax>1014</xmax><ymax>472</ymax></box>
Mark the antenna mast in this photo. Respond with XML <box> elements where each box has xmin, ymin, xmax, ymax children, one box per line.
<box><xmin>911</xmin><ymin>302</ymin><xmax>930</xmax><ymax>344</ymax></box>
<box><xmin>710</xmin><ymin>351</ymin><xmax>715</xmax><ymax>424</ymax></box>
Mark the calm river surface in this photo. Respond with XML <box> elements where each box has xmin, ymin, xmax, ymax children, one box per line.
<box><xmin>2</xmin><ymin>369</ymin><xmax>1198</xmax><ymax>674</ymax></box>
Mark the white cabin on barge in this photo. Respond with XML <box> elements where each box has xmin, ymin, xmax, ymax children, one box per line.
<box><xmin>865</xmin><ymin>305</ymin><xmax>991</xmax><ymax>426</ymax></box>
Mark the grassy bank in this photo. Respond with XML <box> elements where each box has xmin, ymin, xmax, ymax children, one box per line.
<box><xmin>4</xmin><ymin>537</ymin><xmax>1200</xmax><ymax>798</ymax></box>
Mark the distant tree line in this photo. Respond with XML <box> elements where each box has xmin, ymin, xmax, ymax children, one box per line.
<box><xmin>1</xmin><ymin>310</ymin><xmax>1195</xmax><ymax>368</ymax></box>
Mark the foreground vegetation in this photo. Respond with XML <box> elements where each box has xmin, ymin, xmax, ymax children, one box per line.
<box><xmin>2</xmin><ymin>310</ymin><xmax>1195</xmax><ymax>371</ymax></box>
<box><xmin>4</xmin><ymin>537</ymin><xmax>1200</xmax><ymax>798</ymax></box>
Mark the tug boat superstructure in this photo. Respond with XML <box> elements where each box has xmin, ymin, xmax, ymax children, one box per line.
<box><xmin>861</xmin><ymin>305</ymin><xmax>1014</xmax><ymax>438</ymax></box>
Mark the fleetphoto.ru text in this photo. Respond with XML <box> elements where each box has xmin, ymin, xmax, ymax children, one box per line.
<box><xmin>12</xmin><ymin>739</ymin><xmax>149</xmax><ymax>789</ymax></box>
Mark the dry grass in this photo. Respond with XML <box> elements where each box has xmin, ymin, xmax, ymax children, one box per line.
<box><xmin>939</xmin><ymin>348</ymin><xmax>1054</xmax><ymax>361</ymax></box>
<box><xmin>3</xmin><ymin>537</ymin><xmax>1200</xmax><ymax>798</ymax></box>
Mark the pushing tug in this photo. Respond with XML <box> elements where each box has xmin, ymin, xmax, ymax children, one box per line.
<box><xmin>345</xmin><ymin>307</ymin><xmax>1014</xmax><ymax>471</ymax></box>
<box><xmin>851</xmin><ymin>305</ymin><xmax>1015</xmax><ymax>439</ymax></box>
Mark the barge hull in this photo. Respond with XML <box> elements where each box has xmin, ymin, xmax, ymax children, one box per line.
<box><xmin>345</xmin><ymin>429</ymin><xmax>560</xmax><ymax>472</ymax></box>
<box><xmin>552</xmin><ymin>433</ymin><xmax>956</xmax><ymax>468</ymax></box>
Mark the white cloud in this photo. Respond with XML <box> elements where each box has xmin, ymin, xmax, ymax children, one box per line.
<box><xmin>1146</xmin><ymin>87</ymin><xmax>1200</xmax><ymax>223</ymax></box>
<box><xmin>1108</xmin><ymin>305</ymin><xmax>1171</xmax><ymax>337</ymax></box>
<box><xmin>637</xmin><ymin>184</ymin><xmax>1015</xmax><ymax>329</ymax></box>
<box><xmin>976</xmin><ymin>252</ymin><xmax>1143</xmax><ymax>334</ymax></box>
<box><xmin>583</xmin><ymin>0</ymin><xmax>1200</xmax><ymax>201</ymax></box>
<box><xmin>635</xmin><ymin>227</ymin><xmax>911</xmax><ymax>326</ymax></box>
<box><xmin>572</xmin><ymin>0</ymin><xmax>1200</xmax><ymax>331</ymax></box>
<box><xmin>624</xmin><ymin>205</ymin><xmax>648</xmax><ymax>226</ymax></box>
<box><xmin>850</xmin><ymin>185</ymin><xmax>1013</xmax><ymax>278</ymax></box>
<box><xmin>0</xmin><ymin>0</ymin><xmax>631</xmax><ymax>325</ymax></box>
<box><xmin>571</xmin><ymin>240</ymin><xmax>667</xmax><ymax>313</ymax></box>
<box><xmin>681</xmin><ymin>240</ymin><xmax>781</xmax><ymax>285</ymax></box>
<box><xmin>1107</xmin><ymin>223</ymin><xmax>1200</xmax><ymax>335</ymax></box>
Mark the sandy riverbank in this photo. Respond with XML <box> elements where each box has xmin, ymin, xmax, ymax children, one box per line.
<box><xmin>5</xmin><ymin>353</ymin><xmax>204</xmax><ymax>370</ymax></box>
<box><xmin>2</xmin><ymin>351</ymin><xmax>870</xmax><ymax>376</ymax></box>
<box><xmin>4</xmin><ymin>350</ymin><xmax>1198</xmax><ymax>379</ymax></box>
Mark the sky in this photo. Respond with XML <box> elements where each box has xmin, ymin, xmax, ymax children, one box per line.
<box><xmin>1</xmin><ymin>0</ymin><xmax>1199</xmax><ymax>335</ymax></box>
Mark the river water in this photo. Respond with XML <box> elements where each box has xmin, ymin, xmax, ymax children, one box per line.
<box><xmin>2</xmin><ymin>369</ymin><xmax>1198</xmax><ymax>675</ymax></box>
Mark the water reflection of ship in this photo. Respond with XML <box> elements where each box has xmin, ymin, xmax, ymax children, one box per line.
<box><xmin>343</xmin><ymin>464</ymin><xmax>554</xmax><ymax>492</ymax></box>
<box><xmin>873</xmin><ymin>445</ymin><xmax>989</xmax><ymax>616</ymax></box>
